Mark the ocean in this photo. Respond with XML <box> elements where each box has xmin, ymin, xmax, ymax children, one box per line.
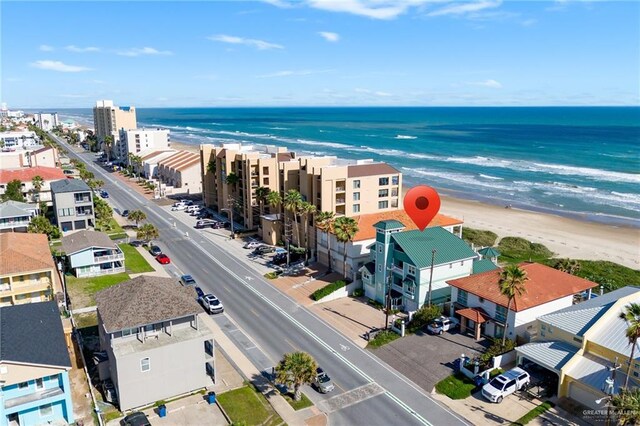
<box><xmin>59</xmin><ymin>107</ymin><xmax>640</xmax><ymax>228</ymax></box>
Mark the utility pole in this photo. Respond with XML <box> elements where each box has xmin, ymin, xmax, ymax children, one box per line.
<box><xmin>427</xmin><ymin>249</ymin><xmax>437</xmax><ymax>307</ymax></box>
<box><xmin>385</xmin><ymin>266</ymin><xmax>393</xmax><ymax>329</ymax></box>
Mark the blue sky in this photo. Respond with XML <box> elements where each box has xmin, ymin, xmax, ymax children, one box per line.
<box><xmin>2</xmin><ymin>0</ymin><xmax>638</xmax><ymax>108</ymax></box>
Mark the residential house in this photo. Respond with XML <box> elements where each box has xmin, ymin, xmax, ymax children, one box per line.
<box><xmin>0</xmin><ymin>301</ymin><xmax>74</xmax><ymax>426</ymax></box>
<box><xmin>0</xmin><ymin>167</ymin><xmax>66</xmax><ymax>205</ymax></box>
<box><xmin>0</xmin><ymin>201</ymin><xmax>39</xmax><ymax>233</ymax></box>
<box><xmin>361</xmin><ymin>221</ymin><xmax>480</xmax><ymax>312</ymax></box>
<box><xmin>318</xmin><ymin>209</ymin><xmax>463</xmax><ymax>284</ymax></box>
<box><xmin>0</xmin><ymin>131</ymin><xmax>38</xmax><ymax>150</ymax></box>
<box><xmin>33</xmin><ymin>112</ymin><xmax>59</xmax><ymax>131</ymax></box>
<box><xmin>0</xmin><ymin>233</ymin><xmax>57</xmax><ymax>306</ymax></box>
<box><xmin>0</xmin><ymin>145</ymin><xmax>58</xmax><ymax>170</ymax></box>
<box><xmin>448</xmin><ymin>262</ymin><xmax>597</xmax><ymax>341</ymax></box>
<box><xmin>50</xmin><ymin>179</ymin><xmax>94</xmax><ymax>232</ymax></box>
<box><xmin>61</xmin><ymin>230</ymin><xmax>124</xmax><ymax>277</ymax></box>
<box><xmin>156</xmin><ymin>150</ymin><xmax>201</xmax><ymax>196</ymax></box>
<box><xmin>516</xmin><ymin>286</ymin><xmax>640</xmax><ymax>410</ymax></box>
<box><xmin>118</xmin><ymin>128</ymin><xmax>170</xmax><ymax>161</ymax></box>
<box><xmin>95</xmin><ymin>276</ymin><xmax>215</xmax><ymax>411</ymax></box>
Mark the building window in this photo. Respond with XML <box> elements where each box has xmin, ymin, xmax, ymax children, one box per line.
<box><xmin>457</xmin><ymin>289</ymin><xmax>468</xmax><ymax>305</ymax></box>
<box><xmin>378</xmin><ymin>189</ymin><xmax>388</xmax><ymax>198</ymax></box>
<box><xmin>391</xmin><ymin>199</ymin><xmax>398</xmax><ymax>208</ymax></box>
<box><xmin>353</xmin><ymin>192</ymin><xmax>360</xmax><ymax>201</ymax></box>
<box><xmin>392</xmin><ymin>176</ymin><xmax>399</xmax><ymax>185</ymax></box>
<box><xmin>449</xmin><ymin>263</ymin><xmax>453</xmax><ymax>269</ymax></box>
<box><xmin>39</xmin><ymin>404</ymin><xmax>53</xmax><ymax>417</ymax></box>
<box><xmin>122</xmin><ymin>328</ymin><xmax>135</xmax><ymax>337</ymax></box>
<box><xmin>378</xmin><ymin>201</ymin><xmax>388</xmax><ymax>209</ymax></box>
<box><xmin>378</xmin><ymin>243</ymin><xmax>383</xmax><ymax>253</ymax></box>
<box><xmin>141</xmin><ymin>357</ymin><xmax>151</xmax><ymax>372</ymax></box>
<box><xmin>495</xmin><ymin>305</ymin><xmax>507</xmax><ymax>323</ymax></box>
<box><xmin>379</xmin><ymin>177</ymin><xmax>389</xmax><ymax>186</ymax></box>
<box><xmin>353</xmin><ymin>180</ymin><xmax>361</xmax><ymax>189</ymax></box>
<box><xmin>391</xmin><ymin>188</ymin><xmax>398</xmax><ymax>197</ymax></box>
<box><xmin>495</xmin><ymin>325</ymin><xmax>505</xmax><ymax>338</ymax></box>
<box><xmin>479</xmin><ymin>297</ymin><xmax>485</xmax><ymax>303</ymax></box>
<box><xmin>378</xmin><ymin>265</ymin><xmax>382</xmax><ymax>272</ymax></box>
<box><xmin>406</xmin><ymin>283</ymin><xmax>415</xmax><ymax>297</ymax></box>
<box><xmin>407</xmin><ymin>265</ymin><xmax>416</xmax><ymax>276</ymax></box>
<box><xmin>36</xmin><ymin>378</ymin><xmax>44</xmax><ymax>390</ymax></box>
<box><xmin>353</xmin><ymin>204</ymin><xmax>360</xmax><ymax>213</ymax></box>
<box><xmin>18</xmin><ymin>381</ymin><xmax>28</xmax><ymax>389</ymax></box>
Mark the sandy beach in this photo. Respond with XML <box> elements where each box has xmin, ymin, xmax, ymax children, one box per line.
<box><xmin>172</xmin><ymin>140</ymin><xmax>640</xmax><ymax>270</ymax></box>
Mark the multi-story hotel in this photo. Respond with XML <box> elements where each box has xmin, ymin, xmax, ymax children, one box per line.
<box><xmin>92</xmin><ymin>100</ymin><xmax>137</xmax><ymax>156</ymax></box>
<box><xmin>118</xmin><ymin>128</ymin><xmax>170</xmax><ymax>162</ymax></box>
<box><xmin>200</xmin><ymin>143</ymin><xmax>402</xmax><ymax>249</ymax></box>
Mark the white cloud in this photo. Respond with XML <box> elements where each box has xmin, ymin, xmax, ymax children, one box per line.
<box><xmin>208</xmin><ymin>35</ymin><xmax>284</xmax><ymax>50</ymax></box>
<box><xmin>428</xmin><ymin>1</ymin><xmax>501</xmax><ymax>17</ymax></box>
<box><xmin>66</xmin><ymin>45</ymin><xmax>101</xmax><ymax>53</ymax></box>
<box><xmin>521</xmin><ymin>18</ymin><xmax>537</xmax><ymax>27</ymax></box>
<box><xmin>355</xmin><ymin>88</ymin><xmax>393</xmax><ymax>96</ymax></box>
<box><xmin>318</xmin><ymin>31</ymin><xmax>340</xmax><ymax>42</ymax></box>
<box><xmin>467</xmin><ymin>79</ymin><xmax>503</xmax><ymax>88</ymax></box>
<box><xmin>117</xmin><ymin>47</ymin><xmax>173</xmax><ymax>57</ymax></box>
<box><xmin>307</xmin><ymin>0</ymin><xmax>416</xmax><ymax>20</ymax></box>
<box><xmin>30</xmin><ymin>60</ymin><xmax>92</xmax><ymax>72</ymax></box>
<box><xmin>258</xmin><ymin>69</ymin><xmax>332</xmax><ymax>78</ymax></box>
<box><xmin>39</xmin><ymin>44</ymin><xmax>55</xmax><ymax>52</ymax></box>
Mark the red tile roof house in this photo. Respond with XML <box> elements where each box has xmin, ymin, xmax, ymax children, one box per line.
<box><xmin>447</xmin><ymin>262</ymin><xmax>597</xmax><ymax>341</ymax></box>
<box><xmin>0</xmin><ymin>166</ymin><xmax>66</xmax><ymax>205</ymax></box>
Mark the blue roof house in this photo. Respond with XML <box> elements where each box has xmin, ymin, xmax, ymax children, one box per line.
<box><xmin>0</xmin><ymin>301</ymin><xmax>74</xmax><ymax>426</ymax></box>
<box><xmin>360</xmin><ymin>220</ymin><xmax>485</xmax><ymax>313</ymax></box>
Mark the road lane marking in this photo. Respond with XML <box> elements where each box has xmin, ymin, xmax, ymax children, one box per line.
<box><xmin>318</xmin><ymin>382</ymin><xmax>385</xmax><ymax>414</ymax></box>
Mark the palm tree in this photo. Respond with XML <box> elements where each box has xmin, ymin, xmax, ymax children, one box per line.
<box><xmin>103</xmin><ymin>135</ymin><xmax>114</xmax><ymax>161</ymax></box>
<box><xmin>206</xmin><ymin>159</ymin><xmax>216</xmax><ymax>175</ymax></box>
<box><xmin>620</xmin><ymin>303</ymin><xmax>640</xmax><ymax>390</ymax></box>
<box><xmin>299</xmin><ymin>201</ymin><xmax>317</xmax><ymax>266</ymax></box>
<box><xmin>283</xmin><ymin>189</ymin><xmax>303</xmax><ymax>248</ymax></box>
<box><xmin>225</xmin><ymin>172</ymin><xmax>239</xmax><ymax>186</ymax></box>
<box><xmin>137</xmin><ymin>223</ymin><xmax>159</xmax><ymax>245</ymax></box>
<box><xmin>275</xmin><ymin>351</ymin><xmax>318</xmax><ymax>402</ymax></box>
<box><xmin>612</xmin><ymin>389</ymin><xmax>640</xmax><ymax>425</ymax></box>
<box><xmin>31</xmin><ymin>175</ymin><xmax>44</xmax><ymax>202</ymax></box>
<box><xmin>333</xmin><ymin>216</ymin><xmax>359</xmax><ymax>280</ymax></box>
<box><xmin>255</xmin><ymin>186</ymin><xmax>270</xmax><ymax>217</ymax></box>
<box><xmin>316</xmin><ymin>211</ymin><xmax>336</xmax><ymax>272</ymax></box>
<box><xmin>266</xmin><ymin>190</ymin><xmax>281</xmax><ymax>211</ymax></box>
<box><xmin>128</xmin><ymin>210</ymin><xmax>146</xmax><ymax>227</ymax></box>
<box><xmin>498</xmin><ymin>265</ymin><xmax>529</xmax><ymax>347</ymax></box>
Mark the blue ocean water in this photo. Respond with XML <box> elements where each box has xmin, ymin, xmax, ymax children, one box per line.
<box><xmin>60</xmin><ymin>107</ymin><xmax>640</xmax><ymax>227</ymax></box>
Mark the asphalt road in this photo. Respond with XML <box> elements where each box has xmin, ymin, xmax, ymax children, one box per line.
<box><xmin>55</xmin><ymin>135</ymin><xmax>468</xmax><ymax>426</ymax></box>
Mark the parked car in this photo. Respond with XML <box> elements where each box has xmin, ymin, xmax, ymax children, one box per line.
<box><xmin>196</xmin><ymin>211</ymin><xmax>213</xmax><ymax>220</ymax></box>
<box><xmin>122</xmin><ymin>412</ymin><xmax>151</xmax><ymax>426</ymax></box>
<box><xmin>314</xmin><ymin>368</ymin><xmax>335</xmax><ymax>393</ymax></box>
<box><xmin>100</xmin><ymin>190</ymin><xmax>109</xmax><ymax>198</ymax></box>
<box><xmin>129</xmin><ymin>240</ymin><xmax>143</xmax><ymax>247</ymax></box>
<box><xmin>427</xmin><ymin>316</ymin><xmax>460</xmax><ymax>335</ymax></box>
<box><xmin>156</xmin><ymin>254</ymin><xmax>171</xmax><ymax>264</ymax></box>
<box><xmin>63</xmin><ymin>169</ymin><xmax>74</xmax><ymax>175</ymax></box>
<box><xmin>194</xmin><ymin>286</ymin><xmax>205</xmax><ymax>301</ymax></box>
<box><xmin>180</xmin><ymin>274</ymin><xmax>197</xmax><ymax>286</ymax></box>
<box><xmin>171</xmin><ymin>203</ymin><xmax>187</xmax><ymax>211</ymax></box>
<box><xmin>244</xmin><ymin>241</ymin><xmax>262</xmax><ymax>250</ymax></box>
<box><xmin>149</xmin><ymin>245</ymin><xmax>162</xmax><ymax>256</ymax></box>
<box><xmin>482</xmin><ymin>367</ymin><xmax>530</xmax><ymax>403</ymax></box>
<box><xmin>195</xmin><ymin>219</ymin><xmax>221</xmax><ymax>229</ymax></box>
<box><xmin>121</xmin><ymin>209</ymin><xmax>130</xmax><ymax>217</ymax></box>
<box><xmin>202</xmin><ymin>294</ymin><xmax>224</xmax><ymax>314</ymax></box>
<box><xmin>253</xmin><ymin>245</ymin><xmax>276</xmax><ymax>255</ymax></box>
<box><xmin>271</xmin><ymin>251</ymin><xmax>302</xmax><ymax>266</ymax></box>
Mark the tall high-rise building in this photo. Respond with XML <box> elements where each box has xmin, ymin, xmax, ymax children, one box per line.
<box><xmin>92</xmin><ymin>100</ymin><xmax>137</xmax><ymax>157</ymax></box>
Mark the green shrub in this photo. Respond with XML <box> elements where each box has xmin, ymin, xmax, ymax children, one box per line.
<box><xmin>353</xmin><ymin>288</ymin><xmax>364</xmax><ymax>297</ymax></box>
<box><xmin>542</xmin><ymin>259</ymin><xmax>640</xmax><ymax>293</ymax></box>
<box><xmin>367</xmin><ymin>299</ymin><xmax>384</xmax><ymax>309</ymax></box>
<box><xmin>154</xmin><ymin>400</ymin><xmax>167</xmax><ymax>407</ymax></box>
<box><xmin>367</xmin><ymin>330</ymin><xmax>400</xmax><ymax>348</ymax></box>
<box><xmin>480</xmin><ymin>338</ymin><xmax>516</xmax><ymax>367</ymax></box>
<box><xmin>407</xmin><ymin>305</ymin><xmax>442</xmax><ymax>333</ymax></box>
<box><xmin>462</xmin><ymin>228</ymin><xmax>498</xmax><ymax>248</ymax></box>
<box><xmin>435</xmin><ymin>374</ymin><xmax>477</xmax><ymax>399</ymax></box>
<box><xmin>498</xmin><ymin>237</ymin><xmax>553</xmax><ymax>264</ymax></box>
<box><xmin>310</xmin><ymin>280</ymin><xmax>346</xmax><ymax>301</ymax></box>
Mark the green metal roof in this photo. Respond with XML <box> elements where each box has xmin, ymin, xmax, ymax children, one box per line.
<box><xmin>472</xmin><ymin>259</ymin><xmax>500</xmax><ymax>274</ymax></box>
<box><xmin>478</xmin><ymin>247</ymin><xmax>501</xmax><ymax>257</ymax></box>
<box><xmin>391</xmin><ymin>227</ymin><xmax>477</xmax><ymax>269</ymax></box>
<box><xmin>373</xmin><ymin>220</ymin><xmax>406</xmax><ymax>231</ymax></box>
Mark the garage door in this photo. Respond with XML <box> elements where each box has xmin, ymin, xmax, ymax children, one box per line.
<box><xmin>569</xmin><ymin>382</ymin><xmax>600</xmax><ymax>410</ymax></box>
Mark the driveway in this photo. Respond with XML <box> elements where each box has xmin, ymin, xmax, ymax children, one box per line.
<box><xmin>371</xmin><ymin>330</ymin><xmax>488</xmax><ymax>393</ymax></box>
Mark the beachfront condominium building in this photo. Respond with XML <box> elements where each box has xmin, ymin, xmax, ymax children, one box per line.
<box><xmin>118</xmin><ymin>128</ymin><xmax>170</xmax><ymax>162</ymax></box>
<box><xmin>156</xmin><ymin>150</ymin><xmax>202</xmax><ymax>196</ymax></box>
<box><xmin>33</xmin><ymin>112</ymin><xmax>59</xmax><ymax>131</ymax></box>
<box><xmin>93</xmin><ymin>100</ymin><xmax>137</xmax><ymax>157</ymax></box>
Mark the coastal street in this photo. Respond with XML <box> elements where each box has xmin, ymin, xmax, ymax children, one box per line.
<box><xmin>53</xmin><ymin>133</ymin><xmax>469</xmax><ymax>426</ymax></box>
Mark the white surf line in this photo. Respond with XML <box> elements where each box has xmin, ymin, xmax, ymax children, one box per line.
<box><xmin>60</xmin><ymin>139</ymin><xmax>446</xmax><ymax>425</ymax></box>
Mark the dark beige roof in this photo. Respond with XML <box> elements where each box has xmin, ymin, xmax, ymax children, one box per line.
<box><xmin>96</xmin><ymin>276</ymin><xmax>202</xmax><ymax>333</ymax></box>
<box><xmin>347</xmin><ymin>163</ymin><xmax>399</xmax><ymax>178</ymax></box>
<box><xmin>61</xmin><ymin>230</ymin><xmax>115</xmax><ymax>254</ymax></box>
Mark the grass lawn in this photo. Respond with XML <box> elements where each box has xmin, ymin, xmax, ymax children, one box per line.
<box><xmin>66</xmin><ymin>272</ymin><xmax>130</xmax><ymax>308</ymax></box>
<box><xmin>217</xmin><ymin>386</ymin><xmax>284</xmax><ymax>426</ymax></box>
<box><xmin>118</xmin><ymin>243</ymin><xmax>154</xmax><ymax>274</ymax></box>
<box><xmin>74</xmin><ymin>312</ymin><xmax>98</xmax><ymax>329</ymax></box>
<box><xmin>435</xmin><ymin>374</ymin><xmax>477</xmax><ymax>400</ymax></box>
<box><xmin>366</xmin><ymin>330</ymin><xmax>401</xmax><ymax>349</ymax></box>
<box><xmin>512</xmin><ymin>401</ymin><xmax>555</xmax><ymax>425</ymax></box>
<box><xmin>281</xmin><ymin>391</ymin><xmax>314</xmax><ymax>410</ymax></box>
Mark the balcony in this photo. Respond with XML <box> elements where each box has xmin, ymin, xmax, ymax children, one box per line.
<box><xmin>92</xmin><ymin>266</ymin><xmax>126</xmax><ymax>275</ymax></box>
<box><xmin>335</xmin><ymin>197</ymin><xmax>345</xmax><ymax>205</ymax></box>
<box><xmin>4</xmin><ymin>387</ymin><xmax>65</xmax><ymax>409</ymax></box>
<box><xmin>75</xmin><ymin>197</ymin><xmax>91</xmax><ymax>204</ymax></box>
<box><xmin>0</xmin><ymin>218</ymin><xmax>31</xmax><ymax>229</ymax></box>
<box><xmin>335</xmin><ymin>183</ymin><xmax>346</xmax><ymax>193</ymax></box>
<box><xmin>1</xmin><ymin>278</ymin><xmax>51</xmax><ymax>294</ymax></box>
<box><xmin>76</xmin><ymin>210</ymin><xmax>93</xmax><ymax>217</ymax></box>
<box><xmin>391</xmin><ymin>265</ymin><xmax>403</xmax><ymax>275</ymax></box>
<box><xmin>94</xmin><ymin>252</ymin><xmax>125</xmax><ymax>263</ymax></box>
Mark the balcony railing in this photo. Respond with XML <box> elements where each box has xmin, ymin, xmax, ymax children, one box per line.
<box><xmin>335</xmin><ymin>185</ymin><xmax>346</xmax><ymax>193</ymax></box>
<box><xmin>4</xmin><ymin>387</ymin><xmax>65</xmax><ymax>409</ymax></box>
<box><xmin>0</xmin><ymin>219</ymin><xmax>31</xmax><ymax>229</ymax></box>
<box><xmin>75</xmin><ymin>197</ymin><xmax>91</xmax><ymax>204</ymax></box>
<box><xmin>76</xmin><ymin>211</ymin><xmax>93</xmax><ymax>217</ymax></box>
<box><xmin>391</xmin><ymin>265</ymin><xmax>403</xmax><ymax>275</ymax></box>
<box><xmin>94</xmin><ymin>252</ymin><xmax>125</xmax><ymax>263</ymax></box>
<box><xmin>91</xmin><ymin>266</ymin><xmax>126</xmax><ymax>275</ymax></box>
<box><xmin>335</xmin><ymin>198</ymin><xmax>345</xmax><ymax>205</ymax></box>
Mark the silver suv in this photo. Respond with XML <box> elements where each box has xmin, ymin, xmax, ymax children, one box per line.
<box><xmin>314</xmin><ymin>368</ymin><xmax>335</xmax><ymax>393</ymax></box>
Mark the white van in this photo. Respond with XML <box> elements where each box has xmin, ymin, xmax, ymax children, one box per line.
<box><xmin>171</xmin><ymin>202</ymin><xmax>187</xmax><ymax>211</ymax></box>
<box><xmin>185</xmin><ymin>205</ymin><xmax>200</xmax><ymax>214</ymax></box>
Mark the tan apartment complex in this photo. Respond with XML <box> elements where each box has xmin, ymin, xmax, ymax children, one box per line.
<box><xmin>93</xmin><ymin>100</ymin><xmax>137</xmax><ymax>157</ymax></box>
<box><xmin>200</xmin><ymin>143</ymin><xmax>402</xmax><ymax>248</ymax></box>
<box><xmin>156</xmin><ymin>150</ymin><xmax>202</xmax><ymax>195</ymax></box>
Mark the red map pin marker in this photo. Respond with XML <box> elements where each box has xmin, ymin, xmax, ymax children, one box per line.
<box><xmin>404</xmin><ymin>185</ymin><xmax>441</xmax><ymax>231</ymax></box>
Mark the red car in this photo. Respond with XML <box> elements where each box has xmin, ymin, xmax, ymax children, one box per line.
<box><xmin>156</xmin><ymin>254</ymin><xmax>171</xmax><ymax>264</ymax></box>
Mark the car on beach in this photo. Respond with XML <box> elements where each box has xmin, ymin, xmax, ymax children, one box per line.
<box><xmin>201</xmin><ymin>294</ymin><xmax>224</xmax><ymax>314</ymax></box>
<box><xmin>427</xmin><ymin>316</ymin><xmax>460</xmax><ymax>335</ymax></box>
<box><xmin>482</xmin><ymin>367</ymin><xmax>530</xmax><ymax>403</ymax></box>
<box><xmin>156</xmin><ymin>254</ymin><xmax>171</xmax><ymax>264</ymax></box>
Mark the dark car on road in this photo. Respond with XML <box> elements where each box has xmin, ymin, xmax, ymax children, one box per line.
<box><xmin>149</xmin><ymin>245</ymin><xmax>162</xmax><ymax>256</ymax></box>
<box><xmin>121</xmin><ymin>412</ymin><xmax>151</xmax><ymax>426</ymax></box>
<box><xmin>194</xmin><ymin>286</ymin><xmax>205</xmax><ymax>301</ymax></box>
<box><xmin>100</xmin><ymin>190</ymin><xmax>109</xmax><ymax>198</ymax></box>
<box><xmin>180</xmin><ymin>274</ymin><xmax>197</xmax><ymax>286</ymax></box>
<box><xmin>121</xmin><ymin>209</ymin><xmax>130</xmax><ymax>217</ymax></box>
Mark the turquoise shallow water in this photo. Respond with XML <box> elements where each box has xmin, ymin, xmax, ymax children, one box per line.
<box><xmin>59</xmin><ymin>107</ymin><xmax>640</xmax><ymax>227</ymax></box>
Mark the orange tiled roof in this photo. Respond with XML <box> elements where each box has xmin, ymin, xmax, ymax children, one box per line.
<box><xmin>0</xmin><ymin>166</ymin><xmax>65</xmax><ymax>184</ymax></box>
<box><xmin>352</xmin><ymin>209</ymin><xmax>463</xmax><ymax>241</ymax></box>
<box><xmin>0</xmin><ymin>233</ymin><xmax>56</xmax><ymax>276</ymax></box>
<box><xmin>448</xmin><ymin>262</ymin><xmax>597</xmax><ymax>312</ymax></box>
<box><xmin>457</xmin><ymin>307</ymin><xmax>491</xmax><ymax>323</ymax></box>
